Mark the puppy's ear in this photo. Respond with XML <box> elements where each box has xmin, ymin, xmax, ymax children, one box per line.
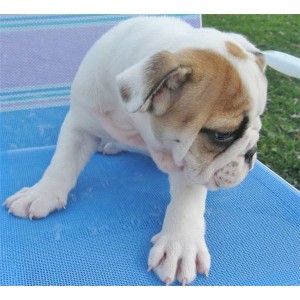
<box><xmin>227</xmin><ymin>33</ymin><xmax>266</xmax><ymax>72</ymax></box>
<box><xmin>116</xmin><ymin>51</ymin><xmax>192</xmax><ymax>115</ymax></box>
<box><xmin>253</xmin><ymin>51</ymin><xmax>266</xmax><ymax>72</ymax></box>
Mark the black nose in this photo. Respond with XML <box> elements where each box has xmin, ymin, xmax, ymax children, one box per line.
<box><xmin>245</xmin><ymin>145</ymin><xmax>257</xmax><ymax>165</ymax></box>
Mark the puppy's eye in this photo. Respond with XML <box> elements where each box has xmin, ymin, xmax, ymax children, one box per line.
<box><xmin>200</xmin><ymin>128</ymin><xmax>236</xmax><ymax>146</ymax></box>
<box><xmin>213</xmin><ymin>131</ymin><xmax>235</xmax><ymax>142</ymax></box>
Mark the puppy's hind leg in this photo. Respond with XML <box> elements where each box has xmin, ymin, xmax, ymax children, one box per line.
<box><xmin>3</xmin><ymin>111</ymin><xmax>99</xmax><ymax>219</ymax></box>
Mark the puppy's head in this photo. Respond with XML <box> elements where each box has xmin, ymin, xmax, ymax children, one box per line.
<box><xmin>117</xmin><ymin>35</ymin><xmax>267</xmax><ymax>190</ymax></box>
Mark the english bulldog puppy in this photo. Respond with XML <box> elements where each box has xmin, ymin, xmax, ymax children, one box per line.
<box><xmin>3</xmin><ymin>17</ymin><xmax>268</xmax><ymax>285</ymax></box>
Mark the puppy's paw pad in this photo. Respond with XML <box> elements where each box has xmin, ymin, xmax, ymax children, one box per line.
<box><xmin>3</xmin><ymin>187</ymin><xmax>30</xmax><ymax>208</ymax></box>
<box><xmin>196</xmin><ymin>251</ymin><xmax>211</xmax><ymax>277</ymax></box>
<box><xmin>148</xmin><ymin>232</ymin><xmax>211</xmax><ymax>285</ymax></box>
<box><xmin>3</xmin><ymin>185</ymin><xmax>66</xmax><ymax>219</ymax></box>
<box><xmin>98</xmin><ymin>142</ymin><xmax>122</xmax><ymax>155</ymax></box>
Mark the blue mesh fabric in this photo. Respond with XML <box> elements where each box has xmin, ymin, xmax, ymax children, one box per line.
<box><xmin>1</xmin><ymin>147</ymin><xmax>300</xmax><ymax>285</ymax></box>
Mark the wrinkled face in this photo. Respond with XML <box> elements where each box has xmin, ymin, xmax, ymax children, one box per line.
<box><xmin>117</xmin><ymin>40</ymin><xmax>268</xmax><ymax>190</ymax></box>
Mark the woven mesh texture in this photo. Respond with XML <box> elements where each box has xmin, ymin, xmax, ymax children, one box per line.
<box><xmin>1</xmin><ymin>148</ymin><xmax>300</xmax><ymax>286</ymax></box>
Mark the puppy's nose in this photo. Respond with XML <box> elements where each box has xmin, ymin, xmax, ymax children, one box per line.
<box><xmin>244</xmin><ymin>145</ymin><xmax>257</xmax><ymax>165</ymax></box>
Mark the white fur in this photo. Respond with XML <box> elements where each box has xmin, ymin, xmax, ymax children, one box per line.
<box><xmin>3</xmin><ymin>17</ymin><xmax>267</xmax><ymax>285</ymax></box>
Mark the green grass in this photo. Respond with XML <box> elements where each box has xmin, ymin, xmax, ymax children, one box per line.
<box><xmin>202</xmin><ymin>15</ymin><xmax>300</xmax><ymax>189</ymax></box>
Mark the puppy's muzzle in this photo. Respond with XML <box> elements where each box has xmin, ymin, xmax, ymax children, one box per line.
<box><xmin>185</xmin><ymin>120</ymin><xmax>261</xmax><ymax>190</ymax></box>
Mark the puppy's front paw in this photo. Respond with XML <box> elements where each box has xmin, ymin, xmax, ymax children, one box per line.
<box><xmin>148</xmin><ymin>232</ymin><xmax>211</xmax><ymax>285</ymax></box>
<box><xmin>98</xmin><ymin>142</ymin><xmax>123</xmax><ymax>155</ymax></box>
<box><xmin>3</xmin><ymin>183</ymin><xmax>67</xmax><ymax>219</ymax></box>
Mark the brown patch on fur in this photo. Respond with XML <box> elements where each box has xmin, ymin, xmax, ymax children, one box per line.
<box><xmin>181</xmin><ymin>113</ymin><xmax>195</xmax><ymax>127</ymax></box>
<box><xmin>151</xmin><ymin>49</ymin><xmax>250</xmax><ymax>137</ymax></box>
<box><xmin>119</xmin><ymin>84</ymin><xmax>132</xmax><ymax>102</ymax></box>
<box><xmin>226</xmin><ymin>41</ymin><xmax>247</xmax><ymax>59</ymax></box>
